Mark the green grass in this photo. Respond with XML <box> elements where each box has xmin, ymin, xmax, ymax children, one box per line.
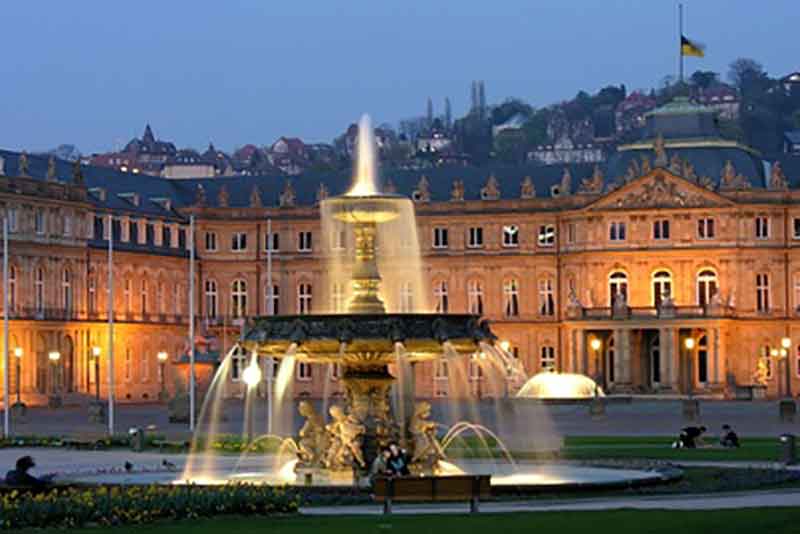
<box><xmin>45</xmin><ymin>509</ymin><xmax>800</xmax><ymax>534</ymax></box>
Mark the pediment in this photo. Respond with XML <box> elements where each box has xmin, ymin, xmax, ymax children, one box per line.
<box><xmin>587</xmin><ymin>170</ymin><xmax>733</xmax><ymax>211</ymax></box>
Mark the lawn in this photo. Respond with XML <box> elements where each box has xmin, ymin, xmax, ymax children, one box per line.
<box><xmin>47</xmin><ymin>508</ymin><xmax>800</xmax><ymax>534</ymax></box>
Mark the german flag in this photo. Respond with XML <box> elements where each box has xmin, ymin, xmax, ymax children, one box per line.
<box><xmin>681</xmin><ymin>35</ymin><xmax>705</xmax><ymax>57</ymax></box>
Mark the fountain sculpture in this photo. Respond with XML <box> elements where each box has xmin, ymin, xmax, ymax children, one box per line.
<box><xmin>240</xmin><ymin>115</ymin><xmax>503</xmax><ymax>483</ymax></box>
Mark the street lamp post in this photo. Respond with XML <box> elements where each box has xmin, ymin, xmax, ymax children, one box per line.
<box><xmin>590</xmin><ymin>338</ymin><xmax>602</xmax><ymax>389</ymax></box>
<box><xmin>13</xmin><ymin>348</ymin><xmax>22</xmax><ymax>405</ymax></box>
<box><xmin>781</xmin><ymin>337</ymin><xmax>792</xmax><ymax>398</ymax></box>
<box><xmin>48</xmin><ymin>351</ymin><xmax>61</xmax><ymax>409</ymax></box>
<box><xmin>88</xmin><ymin>346</ymin><xmax>106</xmax><ymax>424</ymax></box>
<box><xmin>682</xmin><ymin>336</ymin><xmax>699</xmax><ymax>422</ymax></box>
<box><xmin>778</xmin><ymin>337</ymin><xmax>795</xmax><ymax>423</ymax></box>
<box><xmin>157</xmin><ymin>351</ymin><xmax>169</xmax><ymax>402</ymax></box>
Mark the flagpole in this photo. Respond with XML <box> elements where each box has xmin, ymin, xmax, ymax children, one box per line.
<box><xmin>189</xmin><ymin>215</ymin><xmax>196</xmax><ymax>431</ymax></box>
<box><xmin>678</xmin><ymin>3</ymin><xmax>684</xmax><ymax>84</ymax></box>
<box><xmin>107</xmin><ymin>214</ymin><xmax>115</xmax><ymax>436</ymax></box>
<box><xmin>266</xmin><ymin>218</ymin><xmax>273</xmax><ymax>434</ymax></box>
<box><xmin>3</xmin><ymin>217</ymin><xmax>10</xmax><ymax>438</ymax></box>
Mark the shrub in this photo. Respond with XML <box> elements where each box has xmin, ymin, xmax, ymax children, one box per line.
<box><xmin>0</xmin><ymin>483</ymin><xmax>299</xmax><ymax>530</ymax></box>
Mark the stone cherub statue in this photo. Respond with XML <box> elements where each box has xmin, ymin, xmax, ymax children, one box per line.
<box><xmin>753</xmin><ymin>357</ymin><xmax>769</xmax><ymax>387</ymax></box>
<box><xmin>324</xmin><ymin>404</ymin><xmax>366</xmax><ymax>469</ymax></box>
<box><xmin>297</xmin><ymin>401</ymin><xmax>327</xmax><ymax>467</ymax></box>
<box><xmin>409</xmin><ymin>401</ymin><xmax>445</xmax><ymax>470</ymax></box>
<box><xmin>18</xmin><ymin>152</ymin><xmax>29</xmax><ymax>177</ymax></box>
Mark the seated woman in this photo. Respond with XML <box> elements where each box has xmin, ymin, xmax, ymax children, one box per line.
<box><xmin>719</xmin><ymin>424</ymin><xmax>740</xmax><ymax>448</ymax></box>
<box><xmin>4</xmin><ymin>456</ymin><xmax>53</xmax><ymax>488</ymax></box>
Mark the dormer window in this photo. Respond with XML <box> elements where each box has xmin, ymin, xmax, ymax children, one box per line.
<box><xmin>118</xmin><ymin>192</ymin><xmax>140</xmax><ymax>206</ymax></box>
<box><xmin>89</xmin><ymin>187</ymin><xmax>107</xmax><ymax>201</ymax></box>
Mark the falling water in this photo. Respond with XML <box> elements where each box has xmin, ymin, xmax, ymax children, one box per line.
<box><xmin>242</xmin><ymin>351</ymin><xmax>260</xmax><ymax>442</ymax></box>
<box><xmin>271</xmin><ymin>344</ymin><xmax>298</xmax><ymax>437</ymax></box>
<box><xmin>391</xmin><ymin>342</ymin><xmax>413</xmax><ymax>444</ymax></box>
<box><xmin>181</xmin><ymin>345</ymin><xmax>237</xmax><ymax>482</ymax></box>
<box><xmin>441</xmin><ymin>421</ymin><xmax>517</xmax><ymax>467</ymax></box>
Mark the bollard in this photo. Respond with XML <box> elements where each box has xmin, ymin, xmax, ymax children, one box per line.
<box><xmin>780</xmin><ymin>434</ymin><xmax>796</xmax><ymax>465</ymax></box>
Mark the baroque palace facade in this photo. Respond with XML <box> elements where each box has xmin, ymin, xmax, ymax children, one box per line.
<box><xmin>3</xmin><ymin>99</ymin><xmax>800</xmax><ymax>405</ymax></box>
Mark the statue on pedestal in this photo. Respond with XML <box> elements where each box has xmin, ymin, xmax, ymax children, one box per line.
<box><xmin>409</xmin><ymin>401</ymin><xmax>445</xmax><ymax>470</ymax></box>
<box><xmin>324</xmin><ymin>405</ymin><xmax>366</xmax><ymax>469</ymax></box>
<box><xmin>297</xmin><ymin>401</ymin><xmax>327</xmax><ymax>467</ymax></box>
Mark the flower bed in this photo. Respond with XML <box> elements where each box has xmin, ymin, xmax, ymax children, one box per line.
<box><xmin>0</xmin><ymin>484</ymin><xmax>299</xmax><ymax>530</ymax></box>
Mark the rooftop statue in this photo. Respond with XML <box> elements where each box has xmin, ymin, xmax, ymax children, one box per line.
<box><xmin>769</xmin><ymin>162</ymin><xmax>789</xmax><ymax>190</ymax></box>
<box><xmin>669</xmin><ymin>153</ymin><xmax>683</xmax><ymax>175</ymax></box>
<box><xmin>280</xmin><ymin>179</ymin><xmax>296</xmax><ymax>207</ymax></box>
<box><xmin>72</xmin><ymin>160</ymin><xmax>84</xmax><ymax>185</ymax></box>
<box><xmin>640</xmin><ymin>155</ymin><xmax>652</xmax><ymax>175</ymax></box>
<box><xmin>559</xmin><ymin>167</ymin><xmax>572</xmax><ymax>195</ymax></box>
<box><xmin>316</xmin><ymin>182</ymin><xmax>329</xmax><ymax>203</ymax></box>
<box><xmin>249</xmin><ymin>185</ymin><xmax>263</xmax><ymax>208</ymax></box>
<box><xmin>450</xmin><ymin>179</ymin><xmax>465</xmax><ymax>202</ymax></box>
<box><xmin>520</xmin><ymin>176</ymin><xmax>536</xmax><ymax>199</ymax></box>
<box><xmin>579</xmin><ymin>165</ymin><xmax>604</xmax><ymax>194</ymax></box>
<box><xmin>194</xmin><ymin>184</ymin><xmax>207</xmax><ymax>207</ymax></box>
<box><xmin>217</xmin><ymin>185</ymin><xmax>229</xmax><ymax>207</ymax></box>
<box><xmin>18</xmin><ymin>152</ymin><xmax>29</xmax><ymax>177</ymax></box>
<box><xmin>481</xmin><ymin>174</ymin><xmax>500</xmax><ymax>200</ymax></box>
<box><xmin>653</xmin><ymin>134</ymin><xmax>668</xmax><ymax>167</ymax></box>
<box><xmin>413</xmin><ymin>175</ymin><xmax>431</xmax><ymax>202</ymax></box>
<box><xmin>47</xmin><ymin>156</ymin><xmax>57</xmax><ymax>181</ymax></box>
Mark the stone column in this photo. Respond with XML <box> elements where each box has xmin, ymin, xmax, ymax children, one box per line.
<box><xmin>659</xmin><ymin>327</ymin><xmax>673</xmax><ymax>390</ymax></box>
<box><xmin>613</xmin><ymin>328</ymin><xmax>631</xmax><ymax>388</ymax></box>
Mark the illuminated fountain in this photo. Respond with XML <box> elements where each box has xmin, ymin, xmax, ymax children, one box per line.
<box><xmin>516</xmin><ymin>372</ymin><xmax>605</xmax><ymax>400</ymax></box>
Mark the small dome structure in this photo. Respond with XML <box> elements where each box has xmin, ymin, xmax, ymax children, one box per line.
<box><xmin>516</xmin><ymin>372</ymin><xmax>604</xmax><ymax>399</ymax></box>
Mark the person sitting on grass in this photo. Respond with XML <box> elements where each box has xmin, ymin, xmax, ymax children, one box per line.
<box><xmin>720</xmin><ymin>424</ymin><xmax>740</xmax><ymax>448</ymax></box>
<box><xmin>677</xmin><ymin>425</ymin><xmax>707</xmax><ymax>448</ymax></box>
<box><xmin>4</xmin><ymin>456</ymin><xmax>54</xmax><ymax>488</ymax></box>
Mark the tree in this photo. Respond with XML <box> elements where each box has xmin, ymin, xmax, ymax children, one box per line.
<box><xmin>728</xmin><ymin>58</ymin><xmax>765</xmax><ymax>90</ymax></box>
<box><xmin>493</xmin><ymin>130</ymin><xmax>528</xmax><ymax>164</ymax></box>
<box><xmin>690</xmin><ymin>70</ymin><xmax>719</xmax><ymax>89</ymax></box>
<box><xmin>522</xmin><ymin>110</ymin><xmax>549</xmax><ymax>147</ymax></box>
<box><xmin>490</xmin><ymin>98</ymin><xmax>533</xmax><ymax>126</ymax></box>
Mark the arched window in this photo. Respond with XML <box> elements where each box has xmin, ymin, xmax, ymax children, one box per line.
<box><xmin>331</xmin><ymin>283</ymin><xmax>345</xmax><ymax>313</ymax></box>
<box><xmin>538</xmin><ymin>277</ymin><xmax>554</xmax><ymax>316</ymax></box>
<box><xmin>265</xmin><ymin>283</ymin><xmax>279</xmax><ymax>315</ymax></box>
<box><xmin>62</xmin><ymin>269</ymin><xmax>72</xmax><ymax>314</ymax></box>
<box><xmin>205</xmin><ymin>280</ymin><xmax>218</xmax><ymax>319</ymax></box>
<box><xmin>697</xmin><ymin>269</ymin><xmax>718</xmax><ymax>307</ymax></box>
<box><xmin>652</xmin><ymin>270</ymin><xmax>672</xmax><ymax>307</ymax></box>
<box><xmin>399</xmin><ymin>282</ymin><xmax>414</xmax><ymax>312</ymax></box>
<box><xmin>434</xmin><ymin>280</ymin><xmax>449</xmax><ymax>313</ymax></box>
<box><xmin>34</xmin><ymin>268</ymin><xmax>45</xmax><ymax>313</ymax></box>
<box><xmin>467</xmin><ymin>280</ymin><xmax>484</xmax><ymax>315</ymax></box>
<box><xmin>124</xmin><ymin>347</ymin><xmax>133</xmax><ymax>383</ymax></box>
<box><xmin>609</xmin><ymin>271</ymin><xmax>628</xmax><ymax>307</ymax></box>
<box><xmin>231</xmin><ymin>279</ymin><xmax>247</xmax><ymax>318</ymax></box>
<box><xmin>503</xmin><ymin>279</ymin><xmax>519</xmax><ymax>317</ymax></box>
<box><xmin>8</xmin><ymin>266</ymin><xmax>16</xmax><ymax>313</ymax></box>
<box><xmin>157</xmin><ymin>282</ymin><xmax>165</xmax><ymax>315</ymax></box>
<box><xmin>140</xmin><ymin>279</ymin><xmax>148</xmax><ymax>315</ymax></box>
<box><xmin>298</xmin><ymin>283</ymin><xmax>312</xmax><ymax>314</ymax></box>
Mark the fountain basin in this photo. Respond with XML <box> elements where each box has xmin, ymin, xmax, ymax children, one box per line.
<box><xmin>325</xmin><ymin>194</ymin><xmax>404</xmax><ymax>224</ymax></box>
<box><xmin>242</xmin><ymin>313</ymin><xmax>495</xmax><ymax>363</ymax></box>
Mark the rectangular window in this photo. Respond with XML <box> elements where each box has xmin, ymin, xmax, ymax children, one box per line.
<box><xmin>230</xmin><ymin>353</ymin><xmax>245</xmax><ymax>382</ymax></box>
<box><xmin>540</xmin><ymin>346</ymin><xmax>556</xmax><ymax>371</ymax></box>
<box><xmin>434</xmin><ymin>361</ymin><xmax>448</xmax><ymax>398</ymax></box>
<box><xmin>231</xmin><ymin>232</ymin><xmax>247</xmax><ymax>251</ymax></box>
<box><xmin>698</xmin><ymin>218</ymin><xmax>715</xmax><ymax>239</ymax></box>
<box><xmin>653</xmin><ymin>219</ymin><xmax>670</xmax><ymax>240</ymax></box>
<box><xmin>298</xmin><ymin>283</ymin><xmax>312</xmax><ymax>314</ymax></box>
<box><xmin>297</xmin><ymin>362</ymin><xmax>312</xmax><ymax>381</ymax></box>
<box><xmin>467</xmin><ymin>227</ymin><xmax>483</xmax><ymax>248</ymax></box>
<box><xmin>433</xmin><ymin>227</ymin><xmax>449</xmax><ymax>249</ymax></box>
<box><xmin>35</xmin><ymin>209</ymin><xmax>45</xmax><ymax>235</ymax></box>
<box><xmin>794</xmin><ymin>218</ymin><xmax>800</xmax><ymax>240</ymax></box>
<box><xmin>298</xmin><ymin>231</ymin><xmax>312</xmax><ymax>252</ymax></box>
<box><xmin>609</xmin><ymin>221</ymin><xmax>626</xmax><ymax>241</ymax></box>
<box><xmin>266</xmin><ymin>284</ymin><xmax>280</xmax><ymax>315</ymax></box>
<box><xmin>567</xmin><ymin>222</ymin><xmax>576</xmax><ymax>244</ymax></box>
<box><xmin>63</xmin><ymin>215</ymin><xmax>72</xmax><ymax>237</ymax></box>
<box><xmin>205</xmin><ymin>231</ymin><xmax>217</xmax><ymax>251</ymax></box>
<box><xmin>756</xmin><ymin>273</ymin><xmax>770</xmax><ymax>312</ymax></box>
<box><xmin>538</xmin><ymin>278</ymin><xmax>555</xmax><ymax>316</ymax></box>
<box><xmin>755</xmin><ymin>216</ymin><xmax>769</xmax><ymax>240</ymax></box>
<box><xmin>538</xmin><ymin>225</ymin><xmax>555</xmax><ymax>247</ymax></box>
<box><xmin>7</xmin><ymin>208</ymin><xmax>17</xmax><ymax>232</ymax></box>
<box><xmin>264</xmin><ymin>232</ymin><xmax>279</xmax><ymax>252</ymax></box>
<box><xmin>503</xmin><ymin>225</ymin><xmax>520</xmax><ymax>247</ymax></box>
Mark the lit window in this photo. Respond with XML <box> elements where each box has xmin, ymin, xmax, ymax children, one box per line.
<box><xmin>8</xmin><ymin>265</ymin><xmax>17</xmax><ymax>312</ymax></box>
<box><xmin>652</xmin><ymin>271</ymin><xmax>672</xmax><ymax>307</ymax></box>
<box><xmin>609</xmin><ymin>221</ymin><xmax>626</xmax><ymax>241</ymax></box>
<box><xmin>124</xmin><ymin>348</ymin><xmax>133</xmax><ymax>383</ymax></box>
<box><xmin>433</xmin><ymin>227</ymin><xmax>449</xmax><ymax>249</ymax></box>
<box><xmin>231</xmin><ymin>279</ymin><xmax>247</xmax><ymax>318</ymax></box>
<box><xmin>756</xmin><ymin>273</ymin><xmax>770</xmax><ymax>312</ymax></box>
<box><xmin>503</xmin><ymin>279</ymin><xmax>519</xmax><ymax>317</ymax></box>
<box><xmin>230</xmin><ymin>346</ymin><xmax>246</xmax><ymax>382</ymax></box>
<box><xmin>434</xmin><ymin>280</ymin><xmax>449</xmax><ymax>313</ymax></box>
<box><xmin>609</xmin><ymin>272</ymin><xmax>628</xmax><ymax>307</ymax></box>
<box><xmin>62</xmin><ymin>269</ymin><xmax>72</xmax><ymax>313</ymax></box>
<box><xmin>538</xmin><ymin>225</ymin><xmax>555</xmax><ymax>247</ymax></box>
<box><xmin>299</xmin><ymin>231</ymin><xmax>312</xmax><ymax>252</ymax></box>
<box><xmin>698</xmin><ymin>218</ymin><xmax>715</xmax><ymax>239</ymax></box>
<box><xmin>468</xmin><ymin>280</ymin><xmax>484</xmax><ymax>315</ymax></box>
<box><xmin>538</xmin><ymin>277</ymin><xmax>555</xmax><ymax>316</ymax></box>
<box><xmin>467</xmin><ymin>227</ymin><xmax>483</xmax><ymax>248</ymax></box>
<box><xmin>697</xmin><ymin>270</ymin><xmax>718</xmax><ymax>307</ymax></box>
<box><xmin>653</xmin><ymin>219</ymin><xmax>670</xmax><ymax>240</ymax></box>
<box><xmin>503</xmin><ymin>225</ymin><xmax>519</xmax><ymax>247</ymax></box>
<box><xmin>231</xmin><ymin>232</ymin><xmax>247</xmax><ymax>251</ymax></box>
<box><xmin>124</xmin><ymin>278</ymin><xmax>132</xmax><ymax>313</ymax></box>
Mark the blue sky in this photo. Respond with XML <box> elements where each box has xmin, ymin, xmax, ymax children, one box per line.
<box><xmin>0</xmin><ymin>0</ymin><xmax>797</xmax><ymax>153</ymax></box>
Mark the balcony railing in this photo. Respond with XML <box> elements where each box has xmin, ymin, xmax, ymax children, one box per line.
<box><xmin>573</xmin><ymin>304</ymin><xmax>728</xmax><ymax>321</ymax></box>
<box><xmin>10</xmin><ymin>308</ymin><xmax>189</xmax><ymax>324</ymax></box>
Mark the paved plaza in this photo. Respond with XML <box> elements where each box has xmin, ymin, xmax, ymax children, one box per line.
<box><xmin>3</xmin><ymin>398</ymin><xmax>798</xmax><ymax>441</ymax></box>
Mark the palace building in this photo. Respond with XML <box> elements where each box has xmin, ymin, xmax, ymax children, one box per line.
<box><xmin>2</xmin><ymin>98</ymin><xmax>800</xmax><ymax>405</ymax></box>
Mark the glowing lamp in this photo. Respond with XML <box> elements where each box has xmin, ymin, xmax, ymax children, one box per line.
<box><xmin>48</xmin><ymin>351</ymin><xmax>61</xmax><ymax>362</ymax></box>
<box><xmin>92</xmin><ymin>346</ymin><xmax>101</xmax><ymax>358</ymax></box>
<box><xmin>242</xmin><ymin>363</ymin><xmax>262</xmax><ymax>388</ymax></box>
<box><xmin>684</xmin><ymin>338</ymin><xmax>695</xmax><ymax>350</ymax></box>
<box><xmin>157</xmin><ymin>351</ymin><xmax>168</xmax><ymax>363</ymax></box>
<box><xmin>590</xmin><ymin>338</ymin><xmax>602</xmax><ymax>351</ymax></box>
<box><xmin>13</xmin><ymin>347</ymin><xmax>22</xmax><ymax>358</ymax></box>
<box><xmin>499</xmin><ymin>340</ymin><xmax>511</xmax><ymax>352</ymax></box>
<box><xmin>782</xmin><ymin>337</ymin><xmax>792</xmax><ymax>350</ymax></box>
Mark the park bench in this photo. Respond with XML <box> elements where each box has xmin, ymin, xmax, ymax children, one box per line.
<box><xmin>151</xmin><ymin>439</ymin><xmax>190</xmax><ymax>453</ymax></box>
<box><xmin>373</xmin><ymin>475</ymin><xmax>491</xmax><ymax>514</ymax></box>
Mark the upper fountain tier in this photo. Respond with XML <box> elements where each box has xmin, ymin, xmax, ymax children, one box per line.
<box><xmin>327</xmin><ymin>114</ymin><xmax>402</xmax><ymax>225</ymax></box>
